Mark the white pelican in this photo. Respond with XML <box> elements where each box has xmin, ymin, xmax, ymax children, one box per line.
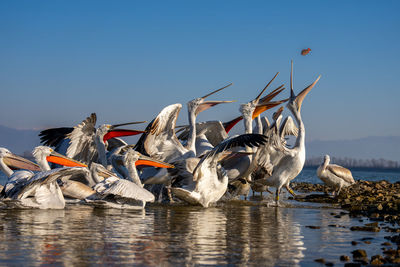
<box><xmin>135</xmin><ymin>84</ymin><xmax>233</xmax><ymax>162</ymax></box>
<box><xmin>171</xmin><ymin>133</ymin><xmax>268</xmax><ymax>207</ymax></box>
<box><xmin>257</xmin><ymin>61</ymin><xmax>321</xmax><ymax>202</ymax></box>
<box><xmin>317</xmin><ymin>155</ymin><xmax>355</xmax><ymax>195</ymax></box>
<box><xmin>39</xmin><ymin>113</ymin><xmax>145</xmax><ymax>167</ymax></box>
<box><xmin>90</xmin><ymin>148</ymin><xmax>174</xmax><ymax>208</ymax></box>
<box><xmin>1</xmin><ymin>146</ymin><xmax>87</xmax><ymax>209</ymax></box>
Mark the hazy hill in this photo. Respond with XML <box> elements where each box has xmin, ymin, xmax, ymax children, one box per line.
<box><xmin>306</xmin><ymin>136</ymin><xmax>400</xmax><ymax>162</ymax></box>
<box><xmin>0</xmin><ymin>125</ymin><xmax>41</xmax><ymax>155</ymax></box>
<box><xmin>0</xmin><ymin>125</ymin><xmax>399</xmax><ymax>163</ymax></box>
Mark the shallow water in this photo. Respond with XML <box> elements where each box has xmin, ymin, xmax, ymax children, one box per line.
<box><xmin>0</xmin><ymin>200</ymin><xmax>394</xmax><ymax>266</ymax></box>
<box><xmin>0</xmin><ymin>169</ymin><xmax>399</xmax><ymax>266</ymax></box>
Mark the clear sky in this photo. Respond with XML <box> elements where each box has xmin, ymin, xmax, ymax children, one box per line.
<box><xmin>1</xmin><ymin>0</ymin><xmax>399</xmax><ymax>141</ymax></box>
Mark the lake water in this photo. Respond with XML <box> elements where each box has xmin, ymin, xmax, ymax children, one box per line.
<box><xmin>0</xmin><ymin>168</ymin><xmax>399</xmax><ymax>266</ymax></box>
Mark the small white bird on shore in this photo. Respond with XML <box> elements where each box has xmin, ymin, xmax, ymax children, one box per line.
<box><xmin>317</xmin><ymin>155</ymin><xmax>355</xmax><ymax>196</ymax></box>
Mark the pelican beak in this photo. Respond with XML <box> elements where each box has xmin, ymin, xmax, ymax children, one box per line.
<box><xmin>3</xmin><ymin>153</ymin><xmax>41</xmax><ymax>172</ymax></box>
<box><xmin>273</xmin><ymin>106</ymin><xmax>284</xmax><ymax>121</ymax></box>
<box><xmin>294</xmin><ymin>75</ymin><xmax>321</xmax><ymax>112</ymax></box>
<box><xmin>103</xmin><ymin>129</ymin><xmax>146</xmax><ymax>142</ymax></box>
<box><xmin>253</xmin><ymin>72</ymin><xmax>279</xmax><ymax>105</ymax></box>
<box><xmin>257</xmin><ymin>85</ymin><xmax>285</xmax><ymax>105</ymax></box>
<box><xmin>135</xmin><ymin>154</ymin><xmax>174</xmax><ymax>168</ymax></box>
<box><xmin>252</xmin><ymin>99</ymin><xmax>287</xmax><ymax>119</ymax></box>
<box><xmin>196</xmin><ymin>83</ymin><xmax>234</xmax><ymax>115</ymax></box>
<box><xmin>110</xmin><ymin>121</ymin><xmax>147</xmax><ymax>129</ymax></box>
<box><xmin>289</xmin><ymin>60</ymin><xmax>321</xmax><ymax>112</ymax></box>
<box><xmin>223</xmin><ymin>116</ymin><xmax>243</xmax><ymax>133</ymax></box>
<box><xmin>46</xmin><ymin>150</ymin><xmax>87</xmax><ymax>167</ymax></box>
<box><xmin>195</xmin><ymin>100</ymin><xmax>236</xmax><ymax>116</ymax></box>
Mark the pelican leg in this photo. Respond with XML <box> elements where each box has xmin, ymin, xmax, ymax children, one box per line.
<box><xmin>285</xmin><ymin>184</ymin><xmax>296</xmax><ymax>197</ymax></box>
<box><xmin>275</xmin><ymin>187</ymin><xmax>281</xmax><ymax>202</ymax></box>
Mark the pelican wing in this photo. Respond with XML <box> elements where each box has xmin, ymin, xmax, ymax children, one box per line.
<box><xmin>193</xmin><ymin>133</ymin><xmax>268</xmax><ymax>181</ymax></box>
<box><xmin>94</xmin><ymin>177</ymin><xmax>155</xmax><ymax>202</ymax></box>
<box><xmin>1</xmin><ymin>170</ymin><xmax>34</xmax><ymax>198</ymax></box>
<box><xmin>177</xmin><ymin>120</ymin><xmax>228</xmax><ymax>147</ymax></box>
<box><xmin>39</xmin><ymin>127</ymin><xmax>74</xmax><ymax>147</ymax></box>
<box><xmin>170</xmin><ymin>187</ymin><xmax>200</xmax><ymax>205</ymax></box>
<box><xmin>135</xmin><ymin>104</ymin><xmax>187</xmax><ymax>162</ymax></box>
<box><xmin>279</xmin><ymin>116</ymin><xmax>298</xmax><ymax>139</ymax></box>
<box><xmin>17</xmin><ymin>167</ymin><xmax>89</xmax><ymax>199</ymax></box>
<box><xmin>326</xmin><ymin>164</ymin><xmax>355</xmax><ymax>184</ymax></box>
<box><xmin>66</xmin><ymin>113</ymin><xmax>98</xmax><ymax>164</ymax></box>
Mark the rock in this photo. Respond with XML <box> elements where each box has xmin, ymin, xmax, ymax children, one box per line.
<box><xmin>340</xmin><ymin>255</ymin><xmax>350</xmax><ymax>261</ymax></box>
<box><xmin>352</xmin><ymin>249</ymin><xmax>367</xmax><ymax>259</ymax></box>
<box><xmin>350</xmin><ymin>226</ymin><xmax>380</xmax><ymax>232</ymax></box>
<box><xmin>383</xmin><ymin>248</ymin><xmax>397</xmax><ymax>256</ymax></box>
<box><xmin>351</xmin><ymin>241</ymin><xmax>358</xmax><ymax>246</ymax></box>
<box><xmin>370</xmin><ymin>255</ymin><xmax>385</xmax><ymax>265</ymax></box>
<box><xmin>315</xmin><ymin>258</ymin><xmax>325</xmax><ymax>263</ymax></box>
<box><xmin>306</xmin><ymin>225</ymin><xmax>321</xmax><ymax>229</ymax></box>
<box><xmin>365</xmin><ymin>222</ymin><xmax>379</xmax><ymax>227</ymax></box>
<box><xmin>364</xmin><ymin>241</ymin><xmax>371</xmax><ymax>244</ymax></box>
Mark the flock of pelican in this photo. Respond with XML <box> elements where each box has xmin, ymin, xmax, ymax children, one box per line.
<box><xmin>0</xmin><ymin>61</ymin><xmax>355</xmax><ymax>210</ymax></box>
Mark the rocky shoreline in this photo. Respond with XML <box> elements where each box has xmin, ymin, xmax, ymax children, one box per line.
<box><xmin>291</xmin><ymin>180</ymin><xmax>400</xmax><ymax>266</ymax></box>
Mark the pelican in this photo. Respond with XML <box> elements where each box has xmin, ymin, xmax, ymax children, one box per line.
<box><xmin>135</xmin><ymin>83</ymin><xmax>233</xmax><ymax>162</ymax></box>
<box><xmin>171</xmin><ymin>133</ymin><xmax>268</xmax><ymax>207</ymax></box>
<box><xmin>39</xmin><ymin>113</ymin><xmax>145</xmax><ymax>167</ymax></box>
<box><xmin>1</xmin><ymin>146</ymin><xmax>87</xmax><ymax>209</ymax></box>
<box><xmin>258</xmin><ymin>61</ymin><xmax>321</xmax><ymax>202</ymax></box>
<box><xmin>317</xmin><ymin>155</ymin><xmax>355</xmax><ymax>195</ymax></box>
<box><xmin>0</xmin><ymin>147</ymin><xmax>41</xmax><ymax>194</ymax></box>
<box><xmin>89</xmin><ymin>148</ymin><xmax>174</xmax><ymax>208</ymax></box>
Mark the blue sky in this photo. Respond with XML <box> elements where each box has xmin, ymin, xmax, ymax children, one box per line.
<box><xmin>0</xmin><ymin>0</ymin><xmax>399</xmax><ymax>141</ymax></box>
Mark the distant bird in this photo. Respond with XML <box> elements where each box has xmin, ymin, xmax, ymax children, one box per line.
<box><xmin>317</xmin><ymin>155</ymin><xmax>355</xmax><ymax>196</ymax></box>
<box><xmin>301</xmin><ymin>48</ymin><xmax>311</xmax><ymax>56</ymax></box>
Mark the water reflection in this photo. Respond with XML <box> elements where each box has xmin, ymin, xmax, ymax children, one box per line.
<box><xmin>0</xmin><ymin>201</ymin><xmax>389</xmax><ymax>266</ymax></box>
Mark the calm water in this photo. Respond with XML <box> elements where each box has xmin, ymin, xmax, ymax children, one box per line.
<box><xmin>0</xmin><ymin>201</ymin><xmax>393</xmax><ymax>266</ymax></box>
<box><xmin>0</xmin><ymin>169</ymin><xmax>399</xmax><ymax>266</ymax></box>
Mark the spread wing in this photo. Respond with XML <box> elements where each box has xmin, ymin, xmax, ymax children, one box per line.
<box><xmin>193</xmin><ymin>133</ymin><xmax>268</xmax><ymax>181</ymax></box>
<box><xmin>134</xmin><ymin>104</ymin><xmax>187</xmax><ymax>162</ymax></box>
<box><xmin>17</xmin><ymin>167</ymin><xmax>90</xmax><ymax>199</ymax></box>
<box><xmin>66</xmin><ymin>113</ymin><xmax>98</xmax><ymax>164</ymax></box>
<box><xmin>94</xmin><ymin>176</ymin><xmax>155</xmax><ymax>202</ymax></box>
<box><xmin>279</xmin><ymin>116</ymin><xmax>298</xmax><ymax>139</ymax></box>
<box><xmin>39</xmin><ymin>127</ymin><xmax>74</xmax><ymax>147</ymax></box>
<box><xmin>177</xmin><ymin>120</ymin><xmax>228</xmax><ymax>147</ymax></box>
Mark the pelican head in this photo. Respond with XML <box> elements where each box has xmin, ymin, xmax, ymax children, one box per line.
<box><xmin>239</xmin><ymin>101</ymin><xmax>257</xmax><ymax>118</ymax></box>
<box><xmin>0</xmin><ymin>147</ymin><xmax>40</xmax><ymax>172</ymax></box>
<box><xmin>324</xmin><ymin>155</ymin><xmax>330</xmax><ymax>164</ymax></box>
<box><xmin>187</xmin><ymin>83</ymin><xmax>234</xmax><ymax>116</ymax></box>
<box><xmin>33</xmin><ymin>146</ymin><xmax>87</xmax><ymax>168</ymax></box>
<box><xmin>123</xmin><ymin>148</ymin><xmax>174</xmax><ymax>168</ymax></box>
<box><xmin>96</xmin><ymin>123</ymin><xmax>146</xmax><ymax>144</ymax></box>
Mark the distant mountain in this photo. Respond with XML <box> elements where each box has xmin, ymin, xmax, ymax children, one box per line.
<box><xmin>0</xmin><ymin>125</ymin><xmax>399</xmax><ymax>163</ymax></box>
<box><xmin>0</xmin><ymin>125</ymin><xmax>41</xmax><ymax>155</ymax></box>
<box><xmin>306</xmin><ymin>136</ymin><xmax>400</xmax><ymax>162</ymax></box>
